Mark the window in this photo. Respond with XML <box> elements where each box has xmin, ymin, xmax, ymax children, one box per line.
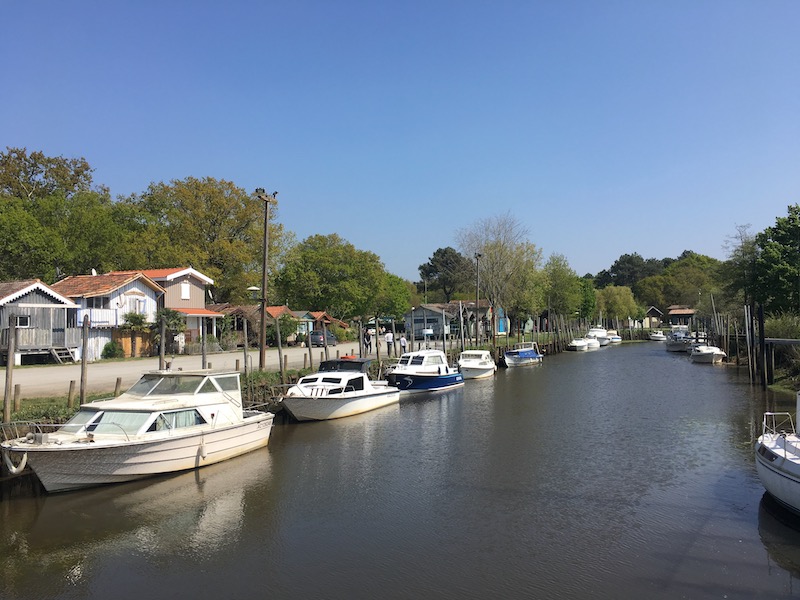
<box><xmin>15</xmin><ymin>315</ymin><xmax>30</xmax><ymax>328</ymax></box>
<box><xmin>87</xmin><ymin>297</ymin><xmax>110</xmax><ymax>309</ymax></box>
<box><xmin>181</xmin><ymin>281</ymin><xmax>191</xmax><ymax>300</ymax></box>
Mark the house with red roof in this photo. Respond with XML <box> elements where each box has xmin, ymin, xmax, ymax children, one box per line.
<box><xmin>51</xmin><ymin>272</ymin><xmax>165</xmax><ymax>360</ymax></box>
<box><xmin>109</xmin><ymin>267</ymin><xmax>224</xmax><ymax>351</ymax></box>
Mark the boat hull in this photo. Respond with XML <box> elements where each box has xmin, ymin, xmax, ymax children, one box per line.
<box><xmin>756</xmin><ymin>437</ymin><xmax>800</xmax><ymax>515</ymax></box>
<box><xmin>4</xmin><ymin>413</ymin><xmax>274</xmax><ymax>493</ymax></box>
<box><xmin>387</xmin><ymin>372</ymin><xmax>465</xmax><ymax>393</ymax></box>
<box><xmin>690</xmin><ymin>346</ymin><xmax>726</xmax><ymax>364</ymax></box>
<box><xmin>281</xmin><ymin>389</ymin><xmax>400</xmax><ymax>421</ymax></box>
<box><xmin>503</xmin><ymin>353</ymin><xmax>543</xmax><ymax>367</ymax></box>
<box><xmin>459</xmin><ymin>366</ymin><xmax>496</xmax><ymax>380</ymax></box>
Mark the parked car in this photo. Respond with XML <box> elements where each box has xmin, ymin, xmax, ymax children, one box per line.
<box><xmin>309</xmin><ymin>330</ymin><xmax>337</xmax><ymax>347</ymax></box>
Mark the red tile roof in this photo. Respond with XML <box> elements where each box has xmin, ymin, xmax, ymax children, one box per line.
<box><xmin>51</xmin><ymin>273</ymin><xmax>164</xmax><ymax>297</ymax></box>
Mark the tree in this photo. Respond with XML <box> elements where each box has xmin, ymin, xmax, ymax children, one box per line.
<box><xmin>456</xmin><ymin>212</ymin><xmax>542</xmax><ymax>320</ymax></box>
<box><xmin>275</xmin><ymin>234</ymin><xmax>385</xmax><ymax>320</ymax></box>
<box><xmin>595</xmin><ymin>253</ymin><xmax>666</xmax><ymax>289</ymax></box>
<box><xmin>719</xmin><ymin>224</ymin><xmax>758</xmax><ymax>312</ymax></box>
<box><xmin>596</xmin><ymin>285</ymin><xmax>640</xmax><ymax>320</ymax></box>
<box><xmin>578</xmin><ymin>278</ymin><xmax>596</xmax><ymax>320</ymax></box>
<box><xmin>542</xmin><ymin>254</ymin><xmax>582</xmax><ymax>317</ymax></box>
<box><xmin>418</xmin><ymin>247</ymin><xmax>473</xmax><ymax>302</ymax></box>
<box><xmin>120</xmin><ymin>177</ymin><xmax>285</xmax><ymax>302</ymax></box>
<box><xmin>0</xmin><ymin>147</ymin><xmax>93</xmax><ymax>201</ymax></box>
<box><xmin>754</xmin><ymin>205</ymin><xmax>800</xmax><ymax>314</ymax></box>
<box><xmin>0</xmin><ymin>198</ymin><xmax>63</xmax><ymax>280</ymax></box>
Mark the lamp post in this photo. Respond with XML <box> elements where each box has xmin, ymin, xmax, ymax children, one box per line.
<box><xmin>474</xmin><ymin>252</ymin><xmax>481</xmax><ymax>347</ymax></box>
<box><xmin>410</xmin><ymin>307</ymin><xmax>415</xmax><ymax>352</ymax></box>
<box><xmin>255</xmin><ymin>188</ymin><xmax>278</xmax><ymax>370</ymax></box>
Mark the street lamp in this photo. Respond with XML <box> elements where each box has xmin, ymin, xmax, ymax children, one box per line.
<box><xmin>255</xmin><ymin>187</ymin><xmax>278</xmax><ymax>370</ymax></box>
<box><xmin>474</xmin><ymin>252</ymin><xmax>481</xmax><ymax>346</ymax></box>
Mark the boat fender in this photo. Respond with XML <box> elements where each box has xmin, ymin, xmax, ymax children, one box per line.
<box><xmin>2</xmin><ymin>448</ymin><xmax>28</xmax><ymax>475</ymax></box>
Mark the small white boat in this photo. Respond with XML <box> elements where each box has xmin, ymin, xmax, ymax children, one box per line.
<box><xmin>689</xmin><ymin>345</ymin><xmax>726</xmax><ymax>364</ymax></box>
<box><xmin>0</xmin><ymin>369</ymin><xmax>274</xmax><ymax>493</ymax></box>
<box><xmin>458</xmin><ymin>350</ymin><xmax>497</xmax><ymax>379</ymax></box>
<box><xmin>584</xmin><ymin>337</ymin><xmax>600</xmax><ymax>350</ymax></box>
<box><xmin>503</xmin><ymin>342</ymin><xmax>544</xmax><ymax>368</ymax></box>
<box><xmin>586</xmin><ymin>327</ymin><xmax>610</xmax><ymax>346</ymax></box>
<box><xmin>665</xmin><ymin>330</ymin><xmax>692</xmax><ymax>352</ymax></box>
<box><xmin>649</xmin><ymin>330</ymin><xmax>667</xmax><ymax>341</ymax></box>
<box><xmin>280</xmin><ymin>358</ymin><xmax>400</xmax><ymax>421</ymax></box>
<box><xmin>386</xmin><ymin>349</ymin><xmax>465</xmax><ymax>393</ymax></box>
<box><xmin>606</xmin><ymin>330</ymin><xmax>622</xmax><ymax>343</ymax></box>
<box><xmin>567</xmin><ymin>338</ymin><xmax>588</xmax><ymax>351</ymax></box>
<box><xmin>756</xmin><ymin>401</ymin><xmax>800</xmax><ymax>515</ymax></box>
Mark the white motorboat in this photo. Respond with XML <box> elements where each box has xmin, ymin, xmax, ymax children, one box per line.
<box><xmin>586</xmin><ymin>327</ymin><xmax>609</xmax><ymax>346</ymax></box>
<box><xmin>756</xmin><ymin>401</ymin><xmax>800</xmax><ymax>515</ymax></box>
<box><xmin>503</xmin><ymin>342</ymin><xmax>544</xmax><ymax>368</ymax></box>
<box><xmin>606</xmin><ymin>330</ymin><xmax>623</xmax><ymax>343</ymax></box>
<box><xmin>665</xmin><ymin>329</ymin><xmax>692</xmax><ymax>352</ymax></box>
<box><xmin>567</xmin><ymin>338</ymin><xmax>588</xmax><ymax>351</ymax></box>
<box><xmin>458</xmin><ymin>350</ymin><xmax>497</xmax><ymax>379</ymax></box>
<box><xmin>386</xmin><ymin>349</ymin><xmax>465</xmax><ymax>393</ymax></box>
<box><xmin>0</xmin><ymin>369</ymin><xmax>274</xmax><ymax>493</ymax></box>
<box><xmin>584</xmin><ymin>336</ymin><xmax>600</xmax><ymax>350</ymax></box>
<box><xmin>280</xmin><ymin>358</ymin><xmax>399</xmax><ymax>421</ymax></box>
<box><xmin>649</xmin><ymin>330</ymin><xmax>667</xmax><ymax>341</ymax></box>
<box><xmin>689</xmin><ymin>345</ymin><xmax>726</xmax><ymax>364</ymax></box>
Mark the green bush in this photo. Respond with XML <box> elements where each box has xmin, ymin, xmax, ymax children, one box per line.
<box><xmin>101</xmin><ymin>341</ymin><xmax>125</xmax><ymax>359</ymax></box>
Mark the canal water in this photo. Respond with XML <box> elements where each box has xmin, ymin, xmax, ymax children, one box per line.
<box><xmin>3</xmin><ymin>341</ymin><xmax>800</xmax><ymax>600</ymax></box>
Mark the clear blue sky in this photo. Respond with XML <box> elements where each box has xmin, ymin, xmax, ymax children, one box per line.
<box><xmin>3</xmin><ymin>1</ymin><xmax>799</xmax><ymax>281</ymax></box>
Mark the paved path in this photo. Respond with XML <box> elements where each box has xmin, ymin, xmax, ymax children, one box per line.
<box><xmin>2</xmin><ymin>342</ymin><xmax>364</xmax><ymax>399</ymax></box>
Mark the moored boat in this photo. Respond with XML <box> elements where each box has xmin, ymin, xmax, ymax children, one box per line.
<box><xmin>567</xmin><ymin>338</ymin><xmax>588</xmax><ymax>351</ymax></box>
<box><xmin>606</xmin><ymin>330</ymin><xmax>623</xmax><ymax>343</ymax></box>
<box><xmin>503</xmin><ymin>342</ymin><xmax>544</xmax><ymax>367</ymax></box>
<box><xmin>689</xmin><ymin>345</ymin><xmax>726</xmax><ymax>364</ymax></box>
<box><xmin>280</xmin><ymin>358</ymin><xmax>400</xmax><ymax>421</ymax></box>
<box><xmin>458</xmin><ymin>350</ymin><xmax>497</xmax><ymax>379</ymax></box>
<box><xmin>649</xmin><ymin>330</ymin><xmax>667</xmax><ymax>341</ymax></box>
<box><xmin>0</xmin><ymin>369</ymin><xmax>274</xmax><ymax>493</ymax></box>
<box><xmin>756</xmin><ymin>401</ymin><xmax>800</xmax><ymax>515</ymax></box>
<box><xmin>586</xmin><ymin>327</ymin><xmax>609</xmax><ymax>346</ymax></box>
<box><xmin>386</xmin><ymin>349</ymin><xmax>465</xmax><ymax>393</ymax></box>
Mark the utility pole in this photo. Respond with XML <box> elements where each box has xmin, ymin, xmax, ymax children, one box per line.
<box><xmin>255</xmin><ymin>188</ymin><xmax>278</xmax><ymax>370</ymax></box>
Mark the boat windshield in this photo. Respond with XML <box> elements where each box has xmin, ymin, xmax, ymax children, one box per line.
<box><xmin>87</xmin><ymin>411</ymin><xmax>152</xmax><ymax>435</ymax></box>
<box><xmin>58</xmin><ymin>408</ymin><xmax>101</xmax><ymax>434</ymax></box>
<box><xmin>127</xmin><ymin>374</ymin><xmax>207</xmax><ymax>396</ymax></box>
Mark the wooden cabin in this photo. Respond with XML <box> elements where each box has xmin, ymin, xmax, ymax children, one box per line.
<box><xmin>0</xmin><ymin>279</ymin><xmax>80</xmax><ymax>365</ymax></box>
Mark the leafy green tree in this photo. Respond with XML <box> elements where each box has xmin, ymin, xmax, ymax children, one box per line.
<box><xmin>595</xmin><ymin>253</ymin><xmax>666</xmax><ymax>289</ymax></box>
<box><xmin>372</xmin><ymin>272</ymin><xmax>412</xmax><ymax>319</ymax></box>
<box><xmin>0</xmin><ymin>147</ymin><xmax>94</xmax><ymax>201</ymax></box>
<box><xmin>719</xmin><ymin>224</ymin><xmax>758</xmax><ymax>312</ymax></box>
<box><xmin>275</xmin><ymin>234</ymin><xmax>384</xmax><ymax>320</ymax></box>
<box><xmin>0</xmin><ymin>198</ymin><xmax>63</xmax><ymax>280</ymax></box>
<box><xmin>120</xmin><ymin>177</ymin><xmax>285</xmax><ymax>302</ymax></box>
<box><xmin>543</xmin><ymin>254</ymin><xmax>582</xmax><ymax>317</ymax></box>
<box><xmin>754</xmin><ymin>205</ymin><xmax>800</xmax><ymax>314</ymax></box>
<box><xmin>596</xmin><ymin>285</ymin><xmax>640</xmax><ymax>320</ymax></box>
<box><xmin>579</xmin><ymin>278</ymin><xmax>596</xmax><ymax>320</ymax></box>
<box><xmin>418</xmin><ymin>247</ymin><xmax>473</xmax><ymax>302</ymax></box>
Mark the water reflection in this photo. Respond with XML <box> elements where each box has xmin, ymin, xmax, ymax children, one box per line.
<box><xmin>0</xmin><ymin>447</ymin><xmax>273</xmax><ymax>599</ymax></box>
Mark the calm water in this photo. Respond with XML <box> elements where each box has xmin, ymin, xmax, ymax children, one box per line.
<box><xmin>3</xmin><ymin>342</ymin><xmax>800</xmax><ymax>600</ymax></box>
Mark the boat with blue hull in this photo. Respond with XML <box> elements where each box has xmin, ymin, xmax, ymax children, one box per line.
<box><xmin>386</xmin><ymin>349</ymin><xmax>465</xmax><ymax>393</ymax></box>
<box><xmin>503</xmin><ymin>342</ymin><xmax>544</xmax><ymax>367</ymax></box>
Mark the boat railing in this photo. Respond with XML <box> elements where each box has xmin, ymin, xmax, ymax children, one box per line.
<box><xmin>0</xmin><ymin>421</ymin><xmax>65</xmax><ymax>443</ymax></box>
<box><xmin>762</xmin><ymin>412</ymin><xmax>796</xmax><ymax>442</ymax></box>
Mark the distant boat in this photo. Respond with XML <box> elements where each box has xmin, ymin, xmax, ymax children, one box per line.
<box><xmin>649</xmin><ymin>330</ymin><xmax>667</xmax><ymax>341</ymax></box>
<box><xmin>606</xmin><ymin>330</ymin><xmax>622</xmax><ymax>343</ymax></box>
<box><xmin>386</xmin><ymin>349</ymin><xmax>464</xmax><ymax>393</ymax></box>
<box><xmin>503</xmin><ymin>342</ymin><xmax>544</xmax><ymax>368</ymax></box>
<box><xmin>586</xmin><ymin>327</ymin><xmax>610</xmax><ymax>346</ymax></box>
<box><xmin>280</xmin><ymin>358</ymin><xmax>399</xmax><ymax>421</ymax></box>
<box><xmin>458</xmin><ymin>350</ymin><xmax>497</xmax><ymax>379</ymax></box>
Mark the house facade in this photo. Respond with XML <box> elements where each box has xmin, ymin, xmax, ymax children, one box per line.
<box><xmin>51</xmin><ymin>272</ymin><xmax>164</xmax><ymax>361</ymax></box>
<box><xmin>0</xmin><ymin>279</ymin><xmax>80</xmax><ymax>365</ymax></box>
<box><xmin>130</xmin><ymin>268</ymin><xmax>224</xmax><ymax>350</ymax></box>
